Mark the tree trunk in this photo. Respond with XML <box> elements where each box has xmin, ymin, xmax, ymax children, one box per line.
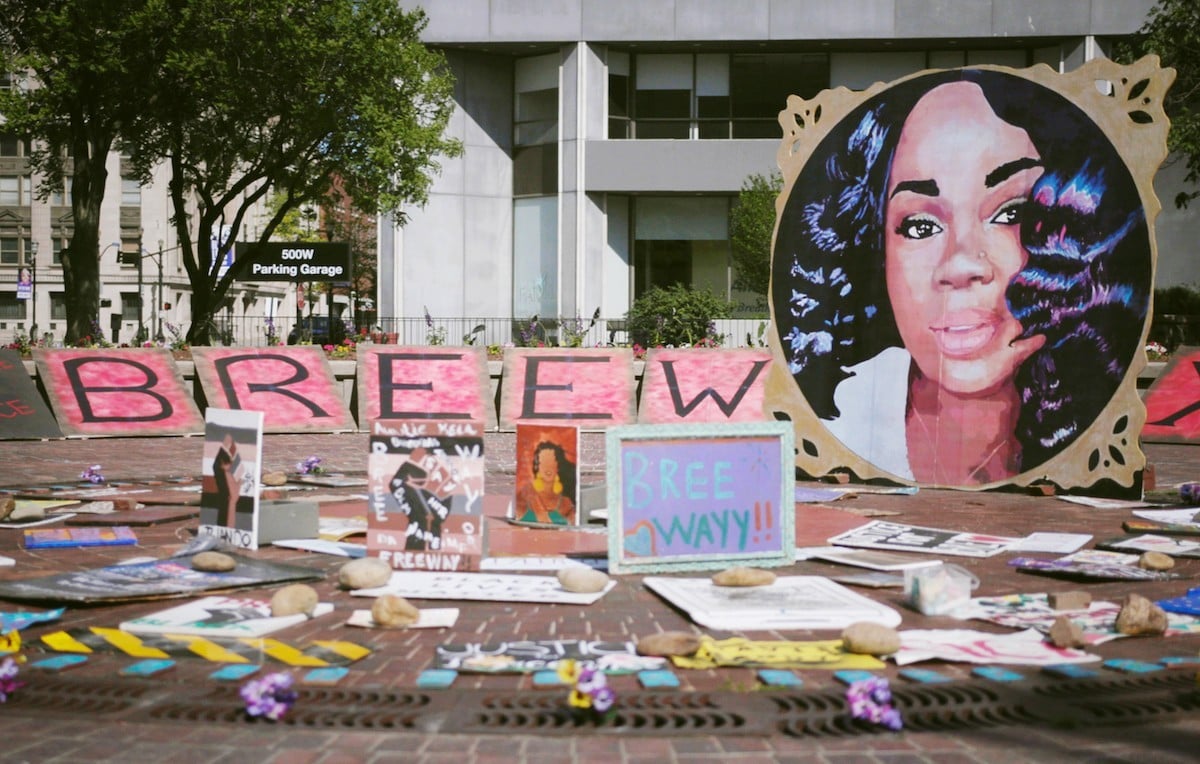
<box><xmin>62</xmin><ymin>141</ymin><xmax>109</xmax><ymax>345</ymax></box>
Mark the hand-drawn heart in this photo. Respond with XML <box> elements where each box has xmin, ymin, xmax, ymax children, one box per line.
<box><xmin>624</xmin><ymin>523</ymin><xmax>655</xmax><ymax>557</ymax></box>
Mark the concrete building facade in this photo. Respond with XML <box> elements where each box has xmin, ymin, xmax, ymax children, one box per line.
<box><xmin>385</xmin><ymin>0</ymin><xmax>1197</xmax><ymax>337</ymax></box>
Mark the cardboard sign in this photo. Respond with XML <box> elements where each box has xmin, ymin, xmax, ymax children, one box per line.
<box><xmin>0</xmin><ymin>349</ymin><xmax>62</xmax><ymax>439</ymax></box>
<box><xmin>827</xmin><ymin>520</ymin><xmax>1016</xmax><ymax>558</ymax></box>
<box><xmin>499</xmin><ymin>348</ymin><xmax>636</xmax><ymax>430</ymax></box>
<box><xmin>366</xmin><ymin>419</ymin><xmax>485</xmax><ymax>571</ymax></box>
<box><xmin>33</xmin><ymin>348</ymin><xmax>203</xmax><ymax>437</ymax></box>
<box><xmin>513</xmin><ymin>424</ymin><xmax>580</xmax><ymax>525</ymax></box>
<box><xmin>0</xmin><ymin>553</ymin><xmax>320</xmax><ymax>605</ymax></box>
<box><xmin>1142</xmin><ymin>346</ymin><xmax>1200</xmax><ymax>443</ymax></box>
<box><xmin>638</xmin><ymin>348</ymin><xmax>771</xmax><ymax>423</ymax></box>
<box><xmin>433</xmin><ymin>639</ymin><xmax>665</xmax><ymax>674</ymax></box>
<box><xmin>197</xmin><ymin>408</ymin><xmax>265</xmax><ymax>550</ymax></box>
<box><xmin>356</xmin><ymin>346</ymin><xmax>494</xmax><ymax>430</ymax></box>
<box><xmin>606</xmin><ymin>422</ymin><xmax>795</xmax><ymax>574</ymax></box>
<box><xmin>191</xmin><ymin>346</ymin><xmax>354</xmax><ymax>433</ymax></box>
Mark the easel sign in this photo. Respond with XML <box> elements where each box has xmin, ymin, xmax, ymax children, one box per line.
<box><xmin>198</xmin><ymin>408</ymin><xmax>264</xmax><ymax>550</ymax></box>
<box><xmin>606</xmin><ymin>422</ymin><xmax>795</xmax><ymax>574</ymax></box>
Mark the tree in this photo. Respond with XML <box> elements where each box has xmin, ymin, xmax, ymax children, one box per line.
<box><xmin>120</xmin><ymin>0</ymin><xmax>460</xmax><ymax>345</ymax></box>
<box><xmin>1121</xmin><ymin>0</ymin><xmax>1200</xmax><ymax>208</ymax></box>
<box><xmin>729</xmin><ymin>171</ymin><xmax>783</xmax><ymax>296</ymax></box>
<box><xmin>0</xmin><ymin>1</ymin><xmax>162</xmax><ymax>342</ymax></box>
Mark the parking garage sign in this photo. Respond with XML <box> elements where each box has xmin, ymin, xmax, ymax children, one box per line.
<box><xmin>235</xmin><ymin>242</ymin><xmax>352</xmax><ymax>282</ymax></box>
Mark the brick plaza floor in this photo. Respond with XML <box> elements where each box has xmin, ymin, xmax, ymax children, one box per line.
<box><xmin>0</xmin><ymin>432</ymin><xmax>1197</xmax><ymax>763</ymax></box>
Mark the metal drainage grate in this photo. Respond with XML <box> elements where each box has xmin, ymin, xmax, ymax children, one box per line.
<box><xmin>457</xmin><ymin>691</ymin><xmax>771</xmax><ymax>736</ymax></box>
<box><xmin>7</xmin><ymin>671</ymin><xmax>1199</xmax><ymax>737</ymax></box>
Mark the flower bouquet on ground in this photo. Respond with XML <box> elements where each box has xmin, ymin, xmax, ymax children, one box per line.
<box><xmin>556</xmin><ymin>659</ymin><xmax>616</xmax><ymax>723</ymax></box>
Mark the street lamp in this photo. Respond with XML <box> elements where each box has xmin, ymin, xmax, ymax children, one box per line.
<box><xmin>29</xmin><ymin>241</ymin><xmax>37</xmax><ymax>343</ymax></box>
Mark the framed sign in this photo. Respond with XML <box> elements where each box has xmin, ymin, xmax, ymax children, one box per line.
<box><xmin>606</xmin><ymin>422</ymin><xmax>795</xmax><ymax>574</ymax></box>
<box><xmin>197</xmin><ymin>407</ymin><xmax>264</xmax><ymax>550</ymax></box>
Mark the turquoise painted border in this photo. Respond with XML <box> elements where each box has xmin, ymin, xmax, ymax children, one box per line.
<box><xmin>605</xmin><ymin>422</ymin><xmax>796</xmax><ymax>574</ymax></box>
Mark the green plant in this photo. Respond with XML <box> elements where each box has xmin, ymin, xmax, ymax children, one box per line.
<box><xmin>729</xmin><ymin>171</ymin><xmax>783</xmax><ymax>296</ymax></box>
<box><xmin>560</xmin><ymin>308</ymin><xmax>601</xmax><ymax>348</ymax></box>
<box><xmin>1150</xmin><ymin>284</ymin><xmax>1200</xmax><ymax>350</ymax></box>
<box><xmin>625</xmin><ymin>285</ymin><xmax>732</xmax><ymax>348</ymax></box>
<box><xmin>423</xmin><ymin>306</ymin><xmax>447</xmax><ymax>346</ymax></box>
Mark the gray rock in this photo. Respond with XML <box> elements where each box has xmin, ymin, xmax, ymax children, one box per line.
<box><xmin>372</xmin><ymin>594</ymin><xmax>419</xmax><ymax>627</ymax></box>
<box><xmin>841</xmin><ymin>621</ymin><xmax>901</xmax><ymax>656</ymax></box>
<box><xmin>1115</xmin><ymin>593</ymin><xmax>1168</xmax><ymax>636</ymax></box>
<box><xmin>262</xmin><ymin>471</ymin><xmax>289</xmax><ymax>486</ymax></box>
<box><xmin>0</xmin><ymin>495</ymin><xmax>13</xmax><ymax>521</ymax></box>
<box><xmin>636</xmin><ymin>631</ymin><xmax>703</xmax><ymax>657</ymax></box>
<box><xmin>1138</xmin><ymin>551</ymin><xmax>1175</xmax><ymax>571</ymax></box>
<box><xmin>191</xmin><ymin>551</ymin><xmax>237</xmax><ymax>572</ymax></box>
<box><xmin>711</xmin><ymin>566</ymin><xmax>776</xmax><ymax>587</ymax></box>
<box><xmin>1047</xmin><ymin>616</ymin><xmax>1087</xmax><ymax>648</ymax></box>
<box><xmin>556</xmin><ymin>567</ymin><xmax>610</xmax><ymax>593</ymax></box>
<box><xmin>338</xmin><ymin>557</ymin><xmax>392</xmax><ymax>590</ymax></box>
<box><xmin>270</xmin><ymin>584</ymin><xmax>320</xmax><ymax>617</ymax></box>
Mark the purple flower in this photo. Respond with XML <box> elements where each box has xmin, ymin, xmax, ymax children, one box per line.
<box><xmin>240</xmin><ymin>672</ymin><xmax>297</xmax><ymax>721</ymax></box>
<box><xmin>79</xmin><ymin>464</ymin><xmax>105</xmax><ymax>484</ymax></box>
<box><xmin>846</xmin><ymin>678</ymin><xmax>902</xmax><ymax>731</ymax></box>
<box><xmin>0</xmin><ymin>656</ymin><xmax>23</xmax><ymax>703</ymax></box>
<box><xmin>295</xmin><ymin>456</ymin><xmax>323</xmax><ymax>475</ymax></box>
<box><xmin>590</xmin><ymin>685</ymin><xmax>615</xmax><ymax>713</ymax></box>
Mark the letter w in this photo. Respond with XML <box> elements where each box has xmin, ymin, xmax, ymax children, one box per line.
<box><xmin>661</xmin><ymin>359</ymin><xmax>769</xmax><ymax>417</ymax></box>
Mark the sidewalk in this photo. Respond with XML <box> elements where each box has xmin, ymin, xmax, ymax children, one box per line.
<box><xmin>0</xmin><ymin>433</ymin><xmax>1197</xmax><ymax>763</ymax></box>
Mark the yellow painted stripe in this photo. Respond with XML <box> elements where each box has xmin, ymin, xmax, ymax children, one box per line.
<box><xmin>165</xmin><ymin>635</ymin><xmax>251</xmax><ymax>663</ymax></box>
<box><xmin>41</xmin><ymin>631</ymin><xmax>93</xmax><ymax>654</ymax></box>
<box><xmin>92</xmin><ymin>628</ymin><xmax>170</xmax><ymax>659</ymax></box>
<box><xmin>312</xmin><ymin>640</ymin><xmax>372</xmax><ymax>662</ymax></box>
<box><xmin>241</xmin><ymin>638</ymin><xmax>329</xmax><ymax>667</ymax></box>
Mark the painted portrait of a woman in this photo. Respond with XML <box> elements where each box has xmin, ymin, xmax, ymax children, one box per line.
<box><xmin>771</xmin><ymin>68</ymin><xmax>1152</xmax><ymax>487</ymax></box>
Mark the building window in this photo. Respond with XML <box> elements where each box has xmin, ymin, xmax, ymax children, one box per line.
<box><xmin>513</xmin><ymin>196</ymin><xmax>558</xmax><ymax>319</ymax></box>
<box><xmin>50</xmin><ymin>292</ymin><xmax>66</xmax><ymax>320</ymax></box>
<box><xmin>52</xmin><ymin>239</ymin><xmax>65</xmax><ymax>265</ymax></box>
<box><xmin>50</xmin><ymin>178</ymin><xmax>72</xmax><ymax>207</ymax></box>
<box><xmin>634</xmin><ymin>54</ymin><xmax>693</xmax><ymax>139</ymax></box>
<box><xmin>121</xmin><ymin>292</ymin><xmax>141</xmax><ymax>321</ymax></box>
<box><xmin>632</xmin><ymin>196</ymin><xmax>731</xmax><ymax>299</ymax></box>
<box><xmin>0</xmin><ymin>132</ymin><xmax>30</xmax><ymax>157</ymax></box>
<box><xmin>0</xmin><ymin>292</ymin><xmax>23</xmax><ymax>320</ymax></box>
<box><xmin>0</xmin><ymin>175</ymin><xmax>32</xmax><ymax>206</ymax></box>
<box><xmin>730</xmin><ymin>53</ymin><xmax>828</xmax><ymax>138</ymax></box>
<box><xmin>1</xmin><ymin>237</ymin><xmax>35</xmax><ymax>266</ymax></box>
<box><xmin>608</xmin><ymin>52</ymin><xmax>631</xmax><ymax>139</ymax></box>
<box><xmin>121</xmin><ymin>178</ymin><xmax>141</xmax><ymax>206</ymax></box>
<box><xmin>515</xmin><ymin>54</ymin><xmax>559</xmax><ymax>148</ymax></box>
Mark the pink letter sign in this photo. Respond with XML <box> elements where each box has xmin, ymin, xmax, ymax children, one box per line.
<box><xmin>356</xmin><ymin>346</ymin><xmax>493</xmax><ymax>430</ymax></box>
<box><xmin>191</xmin><ymin>346</ymin><xmax>354</xmax><ymax>433</ymax></box>
<box><xmin>499</xmin><ymin>348</ymin><xmax>636</xmax><ymax>430</ymax></box>
<box><xmin>639</xmin><ymin>349</ymin><xmax>771</xmax><ymax>424</ymax></box>
<box><xmin>33</xmin><ymin>348</ymin><xmax>203</xmax><ymax>437</ymax></box>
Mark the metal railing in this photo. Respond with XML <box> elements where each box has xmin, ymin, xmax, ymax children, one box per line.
<box><xmin>164</xmin><ymin>315</ymin><xmax>775</xmax><ymax>349</ymax></box>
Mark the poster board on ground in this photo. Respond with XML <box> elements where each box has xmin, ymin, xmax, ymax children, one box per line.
<box><xmin>498</xmin><ymin>348</ymin><xmax>636</xmax><ymax>430</ymax></box>
<box><xmin>191</xmin><ymin>346</ymin><xmax>354</xmax><ymax>433</ymax></box>
<box><xmin>638</xmin><ymin>348</ymin><xmax>772</xmax><ymax>424</ymax></box>
<box><xmin>33</xmin><ymin>347</ymin><xmax>203</xmax><ymax>437</ymax></box>
<box><xmin>197</xmin><ymin>408</ymin><xmax>264</xmax><ymax>550</ymax></box>
<box><xmin>356</xmin><ymin>346</ymin><xmax>494</xmax><ymax>431</ymax></box>
<box><xmin>1142</xmin><ymin>346</ymin><xmax>1200</xmax><ymax>444</ymax></box>
<box><xmin>606</xmin><ymin>422</ymin><xmax>795</xmax><ymax>574</ymax></box>
<box><xmin>0</xmin><ymin>554</ymin><xmax>321</xmax><ymax>605</ymax></box>
<box><xmin>367</xmin><ymin>419</ymin><xmax>485</xmax><ymax>571</ymax></box>
<box><xmin>0</xmin><ymin>348</ymin><xmax>62</xmax><ymax>439</ymax></box>
<box><xmin>512</xmin><ymin>424</ymin><xmax>581</xmax><ymax>526</ymax></box>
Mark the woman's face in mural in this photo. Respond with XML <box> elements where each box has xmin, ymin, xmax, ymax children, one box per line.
<box><xmin>884</xmin><ymin>82</ymin><xmax>1046</xmax><ymax>395</ymax></box>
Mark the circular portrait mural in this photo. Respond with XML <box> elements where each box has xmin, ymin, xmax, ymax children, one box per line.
<box><xmin>770</xmin><ymin>65</ymin><xmax>1162</xmax><ymax>488</ymax></box>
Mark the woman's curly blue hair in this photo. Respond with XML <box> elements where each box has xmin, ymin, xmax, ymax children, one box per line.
<box><xmin>772</xmin><ymin>69</ymin><xmax>1150</xmax><ymax>472</ymax></box>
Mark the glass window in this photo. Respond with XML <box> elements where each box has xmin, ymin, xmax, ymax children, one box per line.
<box><xmin>0</xmin><ymin>176</ymin><xmax>18</xmax><ymax>206</ymax></box>
<box><xmin>121</xmin><ymin>292</ymin><xmax>140</xmax><ymax>320</ymax></box>
<box><xmin>0</xmin><ymin>237</ymin><xmax>17</xmax><ymax>264</ymax></box>
<box><xmin>0</xmin><ymin>292</ymin><xmax>23</xmax><ymax>320</ymax></box>
<box><xmin>0</xmin><ymin>132</ymin><xmax>28</xmax><ymax>157</ymax></box>
<box><xmin>121</xmin><ymin>178</ymin><xmax>141</xmax><ymax>206</ymax></box>
<box><xmin>730</xmin><ymin>53</ymin><xmax>828</xmax><ymax>138</ymax></box>
<box><xmin>52</xmin><ymin>239</ymin><xmax>65</xmax><ymax>265</ymax></box>
<box><xmin>50</xmin><ymin>292</ymin><xmax>66</xmax><ymax>320</ymax></box>
<box><xmin>515</xmin><ymin>54</ymin><xmax>559</xmax><ymax>149</ymax></box>
<box><xmin>633</xmin><ymin>196</ymin><xmax>731</xmax><ymax>299</ymax></box>
<box><xmin>608</xmin><ymin>52</ymin><xmax>630</xmax><ymax>139</ymax></box>
<box><xmin>512</xmin><ymin>196</ymin><xmax>558</xmax><ymax>319</ymax></box>
<box><xmin>50</xmin><ymin>178</ymin><xmax>72</xmax><ymax>206</ymax></box>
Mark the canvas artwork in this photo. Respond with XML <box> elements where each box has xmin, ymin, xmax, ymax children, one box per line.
<box><xmin>198</xmin><ymin>408</ymin><xmax>264</xmax><ymax>550</ymax></box>
<box><xmin>513</xmin><ymin>424</ymin><xmax>581</xmax><ymax>526</ymax></box>
<box><xmin>366</xmin><ymin>419</ymin><xmax>485</xmax><ymax>571</ymax></box>
<box><xmin>765</xmin><ymin>58</ymin><xmax>1172</xmax><ymax>492</ymax></box>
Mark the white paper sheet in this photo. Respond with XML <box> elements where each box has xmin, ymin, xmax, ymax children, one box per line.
<box><xmin>352</xmin><ymin>571</ymin><xmax>615</xmax><ymax>605</ymax></box>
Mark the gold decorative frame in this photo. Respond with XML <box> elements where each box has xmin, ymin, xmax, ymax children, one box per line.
<box><xmin>765</xmin><ymin>57</ymin><xmax>1175</xmax><ymax>491</ymax></box>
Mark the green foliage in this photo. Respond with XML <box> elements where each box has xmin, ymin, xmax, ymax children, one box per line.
<box><xmin>1119</xmin><ymin>0</ymin><xmax>1200</xmax><ymax>208</ymax></box>
<box><xmin>1150</xmin><ymin>284</ymin><xmax>1200</xmax><ymax>349</ymax></box>
<box><xmin>729</xmin><ymin>172</ymin><xmax>783</xmax><ymax>295</ymax></box>
<box><xmin>625</xmin><ymin>285</ymin><xmax>733</xmax><ymax>348</ymax></box>
<box><xmin>0</xmin><ymin>0</ymin><xmax>461</xmax><ymax>345</ymax></box>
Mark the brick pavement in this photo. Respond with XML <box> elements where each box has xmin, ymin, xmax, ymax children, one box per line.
<box><xmin>0</xmin><ymin>434</ymin><xmax>1198</xmax><ymax>762</ymax></box>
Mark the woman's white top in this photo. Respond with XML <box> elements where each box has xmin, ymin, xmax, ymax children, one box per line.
<box><xmin>821</xmin><ymin>346</ymin><xmax>914</xmax><ymax>481</ymax></box>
